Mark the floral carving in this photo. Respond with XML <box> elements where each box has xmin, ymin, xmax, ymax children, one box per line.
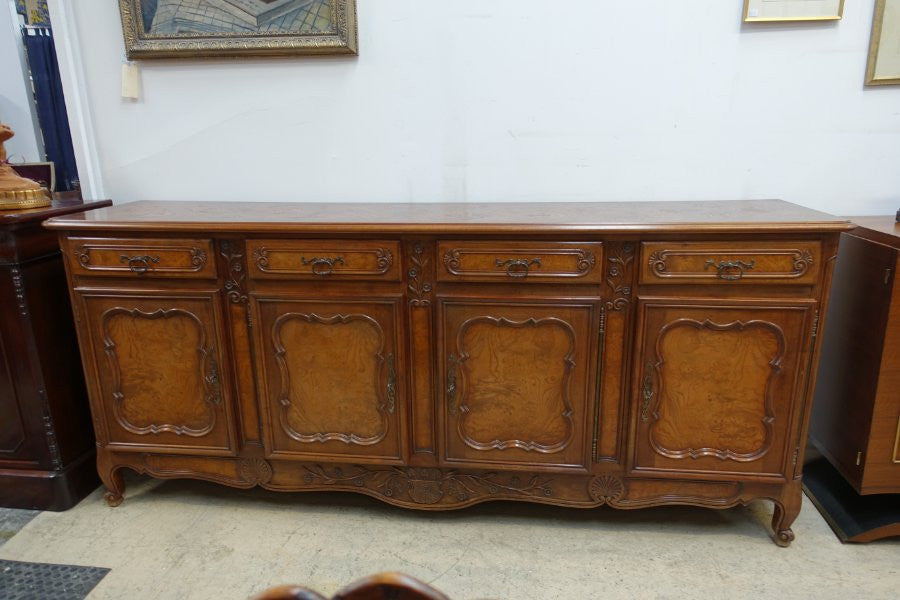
<box><xmin>407</xmin><ymin>243</ymin><xmax>433</xmax><ymax>307</ymax></box>
<box><xmin>220</xmin><ymin>240</ymin><xmax>248</xmax><ymax>304</ymax></box>
<box><xmin>792</xmin><ymin>250</ymin><xmax>814</xmax><ymax>274</ymax></box>
<box><xmin>606</xmin><ymin>243</ymin><xmax>635</xmax><ymax>311</ymax></box>
<box><xmin>301</xmin><ymin>465</ymin><xmax>554</xmax><ymax>505</ymax></box>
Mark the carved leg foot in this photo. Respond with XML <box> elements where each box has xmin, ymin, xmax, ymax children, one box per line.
<box><xmin>104</xmin><ymin>489</ymin><xmax>124</xmax><ymax>508</ymax></box>
<box><xmin>98</xmin><ymin>453</ymin><xmax>126</xmax><ymax>507</ymax></box>
<box><xmin>771</xmin><ymin>503</ymin><xmax>796</xmax><ymax>547</ymax></box>
<box><xmin>771</xmin><ymin>483</ymin><xmax>802</xmax><ymax>547</ymax></box>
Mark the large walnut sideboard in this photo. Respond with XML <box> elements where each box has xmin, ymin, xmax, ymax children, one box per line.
<box><xmin>45</xmin><ymin>200</ymin><xmax>850</xmax><ymax>545</ymax></box>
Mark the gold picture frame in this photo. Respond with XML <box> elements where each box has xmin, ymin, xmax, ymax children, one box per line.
<box><xmin>743</xmin><ymin>0</ymin><xmax>844</xmax><ymax>22</ymax></box>
<box><xmin>118</xmin><ymin>0</ymin><xmax>358</xmax><ymax>59</ymax></box>
<box><xmin>866</xmin><ymin>0</ymin><xmax>900</xmax><ymax>85</ymax></box>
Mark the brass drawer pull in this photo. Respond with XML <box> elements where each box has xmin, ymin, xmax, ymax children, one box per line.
<box><xmin>495</xmin><ymin>257</ymin><xmax>542</xmax><ymax>278</ymax></box>
<box><xmin>119</xmin><ymin>254</ymin><xmax>160</xmax><ymax>274</ymax></box>
<box><xmin>704</xmin><ymin>259</ymin><xmax>755</xmax><ymax>281</ymax></box>
<box><xmin>386</xmin><ymin>353</ymin><xmax>396</xmax><ymax>415</ymax></box>
<box><xmin>301</xmin><ymin>256</ymin><xmax>345</xmax><ymax>276</ymax></box>
<box><xmin>641</xmin><ymin>362</ymin><xmax>654</xmax><ymax>423</ymax></box>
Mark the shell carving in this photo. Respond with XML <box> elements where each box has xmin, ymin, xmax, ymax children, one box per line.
<box><xmin>238</xmin><ymin>458</ymin><xmax>273</xmax><ymax>486</ymax></box>
<box><xmin>589</xmin><ymin>475</ymin><xmax>624</xmax><ymax>503</ymax></box>
<box><xmin>405</xmin><ymin>468</ymin><xmax>444</xmax><ymax>504</ymax></box>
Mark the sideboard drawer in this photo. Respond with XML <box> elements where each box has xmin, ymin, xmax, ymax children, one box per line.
<box><xmin>640</xmin><ymin>241</ymin><xmax>820</xmax><ymax>285</ymax></box>
<box><xmin>246</xmin><ymin>240</ymin><xmax>401</xmax><ymax>281</ymax></box>
<box><xmin>437</xmin><ymin>241</ymin><xmax>603</xmax><ymax>283</ymax></box>
<box><xmin>66</xmin><ymin>237</ymin><xmax>215</xmax><ymax>278</ymax></box>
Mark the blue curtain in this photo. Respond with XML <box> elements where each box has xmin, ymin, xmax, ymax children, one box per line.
<box><xmin>22</xmin><ymin>27</ymin><xmax>78</xmax><ymax>191</ymax></box>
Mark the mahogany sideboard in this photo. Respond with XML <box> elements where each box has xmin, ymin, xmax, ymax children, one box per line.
<box><xmin>807</xmin><ymin>216</ymin><xmax>900</xmax><ymax>542</ymax></box>
<box><xmin>45</xmin><ymin>200</ymin><xmax>850</xmax><ymax>545</ymax></box>
<box><xmin>0</xmin><ymin>197</ymin><xmax>111</xmax><ymax>510</ymax></box>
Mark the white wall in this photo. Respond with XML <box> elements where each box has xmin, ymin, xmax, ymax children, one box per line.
<box><xmin>0</xmin><ymin>1</ymin><xmax>42</xmax><ymax>162</ymax></box>
<box><xmin>49</xmin><ymin>1</ymin><xmax>900</xmax><ymax>215</ymax></box>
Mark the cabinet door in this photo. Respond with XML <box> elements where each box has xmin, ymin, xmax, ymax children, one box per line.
<box><xmin>253</xmin><ymin>297</ymin><xmax>404</xmax><ymax>463</ymax></box>
<box><xmin>439</xmin><ymin>299</ymin><xmax>599</xmax><ymax>470</ymax></box>
<box><xmin>632</xmin><ymin>300</ymin><xmax>814</xmax><ymax>478</ymax></box>
<box><xmin>78</xmin><ymin>291</ymin><xmax>235</xmax><ymax>454</ymax></box>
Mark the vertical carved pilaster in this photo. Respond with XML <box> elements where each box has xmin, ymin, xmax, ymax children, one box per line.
<box><xmin>220</xmin><ymin>240</ymin><xmax>249</xmax><ymax>305</ymax></box>
<box><xmin>407</xmin><ymin>242</ymin><xmax>433</xmax><ymax>307</ymax></box>
<box><xmin>605</xmin><ymin>242</ymin><xmax>635</xmax><ymax>311</ymax></box>
<box><xmin>407</xmin><ymin>241</ymin><xmax>436</xmax><ymax>457</ymax></box>
<box><xmin>218</xmin><ymin>239</ymin><xmax>261</xmax><ymax>444</ymax></box>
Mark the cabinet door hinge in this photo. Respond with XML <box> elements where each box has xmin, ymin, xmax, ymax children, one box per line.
<box><xmin>792</xmin><ymin>446</ymin><xmax>800</xmax><ymax>466</ymax></box>
<box><xmin>246</xmin><ymin>309</ymin><xmax>253</xmax><ymax>328</ymax></box>
<box><xmin>856</xmin><ymin>451</ymin><xmax>863</xmax><ymax>466</ymax></box>
<box><xmin>811</xmin><ymin>309</ymin><xmax>820</xmax><ymax>340</ymax></box>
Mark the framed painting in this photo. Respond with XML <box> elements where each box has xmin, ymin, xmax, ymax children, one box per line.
<box><xmin>866</xmin><ymin>0</ymin><xmax>900</xmax><ymax>85</ymax></box>
<box><xmin>743</xmin><ymin>0</ymin><xmax>844</xmax><ymax>22</ymax></box>
<box><xmin>118</xmin><ymin>0</ymin><xmax>358</xmax><ymax>59</ymax></box>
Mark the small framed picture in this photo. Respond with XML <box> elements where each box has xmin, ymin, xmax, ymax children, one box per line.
<box><xmin>866</xmin><ymin>0</ymin><xmax>900</xmax><ymax>85</ymax></box>
<box><xmin>743</xmin><ymin>0</ymin><xmax>844</xmax><ymax>22</ymax></box>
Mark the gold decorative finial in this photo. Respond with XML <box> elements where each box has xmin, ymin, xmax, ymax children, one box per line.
<box><xmin>0</xmin><ymin>122</ymin><xmax>51</xmax><ymax>210</ymax></box>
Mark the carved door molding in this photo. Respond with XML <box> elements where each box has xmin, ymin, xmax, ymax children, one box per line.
<box><xmin>101</xmin><ymin>307</ymin><xmax>220</xmax><ymax>437</ymax></box>
<box><xmin>78</xmin><ymin>291</ymin><xmax>235</xmax><ymax>454</ymax></box>
<box><xmin>632</xmin><ymin>300</ymin><xmax>814</xmax><ymax>478</ymax></box>
<box><xmin>253</xmin><ymin>297</ymin><xmax>404</xmax><ymax>462</ymax></box>
<box><xmin>646</xmin><ymin>318</ymin><xmax>784</xmax><ymax>461</ymax></box>
<box><xmin>439</xmin><ymin>299</ymin><xmax>599</xmax><ymax>470</ymax></box>
<box><xmin>272</xmin><ymin>312</ymin><xmax>392</xmax><ymax>446</ymax></box>
<box><xmin>452</xmin><ymin>315</ymin><xmax>577</xmax><ymax>454</ymax></box>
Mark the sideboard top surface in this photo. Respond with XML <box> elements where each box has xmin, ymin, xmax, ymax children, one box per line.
<box><xmin>44</xmin><ymin>199</ymin><xmax>850</xmax><ymax>234</ymax></box>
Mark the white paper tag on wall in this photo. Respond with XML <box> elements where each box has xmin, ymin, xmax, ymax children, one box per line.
<box><xmin>121</xmin><ymin>62</ymin><xmax>140</xmax><ymax>100</ymax></box>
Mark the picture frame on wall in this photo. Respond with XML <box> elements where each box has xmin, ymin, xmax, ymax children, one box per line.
<box><xmin>743</xmin><ymin>0</ymin><xmax>844</xmax><ymax>22</ymax></box>
<box><xmin>866</xmin><ymin>0</ymin><xmax>900</xmax><ymax>85</ymax></box>
<box><xmin>117</xmin><ymin>0</ymin><xmax>358</xmax><ymax>59</ymax></box>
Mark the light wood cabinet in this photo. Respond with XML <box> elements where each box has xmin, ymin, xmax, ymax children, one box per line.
<box><xmin>47</xmin><ymin>200</ymin><xmax>848</xmax><ymax>545</ymax></box>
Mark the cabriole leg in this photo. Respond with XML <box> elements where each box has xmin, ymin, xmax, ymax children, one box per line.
<box><xmin>97</xmin><ymin>452</ymin><xmax>125</xmax><ymax>507</ymax></box>
<box><xmin>771</xmin><ymin>481</ymin><xmax>802</xmax><ymax>547</ymax></box>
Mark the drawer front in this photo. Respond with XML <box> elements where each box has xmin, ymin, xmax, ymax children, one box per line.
<box><xmin>66</xmin><ymin>237</ymin><xmax>215</xmax><ymax>279</ymax></box>
<box><xmin>640</xmin><ymin>241</ymin><xmax>820</xmax><ymax>285</ymax></box>
<box><xmin>246</xmin><ymin>240</ymin><xmax>401</xmax><ymax>281</ymax></box>
<box><xmin>437</xmin><ymin>241</ymin><xmax>603</xmax><ymax>283</ymax></box>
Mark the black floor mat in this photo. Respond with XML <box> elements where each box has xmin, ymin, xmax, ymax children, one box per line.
<box><xmin>0</xmin><ymin>559</ymin><xmax>109</xmax><ymax>600</ymax></box>
<box><xmin>803</xmin><ymin>457</ymin><xmax>900</xmax><ymax>542</ymax></box>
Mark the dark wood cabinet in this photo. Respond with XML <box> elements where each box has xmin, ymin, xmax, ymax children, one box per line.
<box><xmin>45</xmin><ymin>199</ymin><xmax>848</xmax><ymax>544</ymax></box>
<box><xmin>807</xmin><ymin>217</ymin><xmax>900</xmax><ymax>542</ymax></box>
<box><xmin>0</xmin><ymin>198</ymin><xmax>111</xmax><ymax>510</ymax></box>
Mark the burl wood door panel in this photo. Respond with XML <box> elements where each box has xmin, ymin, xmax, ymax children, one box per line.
<box><xmin>253</xmin><ymin>297</ymin><xmax>404</xmax><ymax>463</ymax></box>
<box><xmin>78</xmin><ymin>291</ymin><xmax>235</xmax><ymax>454</ymax></box>
<box><xmin>439</xmin><ymin>299</ymin><xmax>599</xmax><ymax>470</ymax></box>
<box><xmin>632</xmin><ymin>300</ymin><xmax>814</xmax><ymax>479</ymax></box>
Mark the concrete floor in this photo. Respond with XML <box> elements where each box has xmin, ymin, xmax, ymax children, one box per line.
<box><xmin>0</xmin><ymin>473</ymin><xmax>897</xmax><ymax>600</ymax></box>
